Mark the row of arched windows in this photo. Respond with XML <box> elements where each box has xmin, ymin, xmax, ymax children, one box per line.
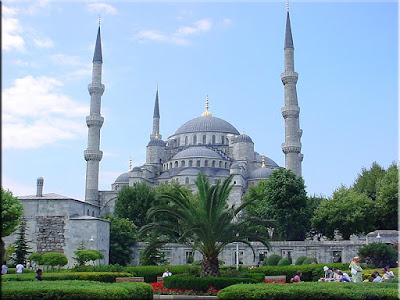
<box><xmin>163</xmin><ymin>159</ymin><xmax>230</xmax><ymax>170</ymax></box>
<box><xmin>169</xmin><ymin>134</ymin><xmax>229</xmax><ymax>147</ymax></box>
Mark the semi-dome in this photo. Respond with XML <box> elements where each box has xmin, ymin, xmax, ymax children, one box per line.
<box><xmin>249</xmin><ymin>167</ymin><xmax>273</xmax><ymax>179</ymax></box>
<box><xmin>147</xmin><ymin>139</ymin><xmax>166</xmax><ymax>146</ymax></box>
<box><xmin>114</xmin><ymin>171</ymin><xmax>131</xmax><ymax>183</ymax></box>
<box><xmin>235</xmin><ymin>133</ymin><xmax>253</xmax><ymax>143</ymax></box>
<box><xmin>172</xmin><ymin>146</ymin><xmax>223</xmax><ymax>160</ymax></box>
<box><xmin>174</xmin><ymin>116</ymin><xmax>239</xmax><ymax>135</ymax></box>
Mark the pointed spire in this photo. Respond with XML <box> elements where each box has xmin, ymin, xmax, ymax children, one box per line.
<box><xmin>93</xmin><ymin>25</ymin><xmax>103</xmax><ymax>62</ymax></box>
<box><xmin>202</xmin><ymin>95</ymin><xmax>212</xmax><ymax>117</ymax></box>
<box><xmin>153</xmin><ymin>84</ymin><xmax>160</xmax><ymax>118</ymax></box>
<box><xmin>284</xmin><ymin>9</ymin><xmax>294</xmax><ymax>49</ymax></box>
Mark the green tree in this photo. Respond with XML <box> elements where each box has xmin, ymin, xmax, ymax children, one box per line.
<box><xmin>103</xmin><ymin>214</ymin><xmax>137</xmax><ymax>266</ymax></box>
<box><xmin>115</xmin><ymin>183</ymin><xmax>156</xmax><ymax>229</ymax></box>
<box><xmin>245</xmin><ymin>168</ymin><xmax>309</xmax><ymax>241</ymax></box>
<box><xmin>28</xmin><ymin>252</ymin><xmax>43</xmax><ymax>267</ymax></box>
<box><xmin>375</xmin><ymin>163</ymin><xmax>398</xmax><ymax>229</ymax></box>
<box><xmin>1</xmin><ymin>188</ymin><xmax>23</xmax><ymax>263</ymax></box>
<box><xmin>358</xmin><ymin>242</ymin><xmax>398</xmax><ymax>268</ymax></box>
<box><xmin>13</xmin><ymin>217</ymin><xmax>31</xmax><ymax>264</ymax></box>
<box><xmin>41</xmin><ymin>252</ymin><xmax>68</xmax><ymax>269</ymax></box>
<box><xmin>353</xmin><ymin>162</ymin><xmax>385</xmax><ymax>201</ymax></box>
<box><xmin>140</xmin><ymin>173</ymin><xmax>270</xmax><ymax>277</ymax></box>
<box><xmin>311</xmin><ymin>186</ymin><xmax>376</xmax><ymax>240</ymax></box>
<box><xmin>73</xmin><ymin>249</ymin><xmax>103</xmax><ymax>266</ymax></box>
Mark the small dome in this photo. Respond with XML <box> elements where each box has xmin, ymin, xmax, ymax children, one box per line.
<box><xmin>235</xmin><ymin>133</ymin><xmax>253</xmax><ymax>143</ymax></box>
<box><xmin>216</xmin><ymin>169</ymin><xmax>230</xmax><ymax>176</ymax></box>
<box><xmin>231</xmin><ymin>162</ymin><xmax>241</xmax><ymax>169</ymax></box>
<box><xmin>174</xmin><ymin>116</ymin><xmax>239</xmax><ymax>135</ymax></box>
<box><xmin>249</xmin><ymin>167</ymin><xmax>273</xmax><ymax>179</ymax></box>
<box><xmin>132</xmin><ymin>167</ymin><xmax>142</xmax><ymax>172</ymax></box>
<box><xmin>114</xmin><ymin>171</ymin><xmax>131</xmax><ymax>183</ymax></box>
<box><xmin>172</xmin><ymin>146</ymin><xmax>223</xmax><ymax>160</ymax></box>
<box><xmin>255</xmin><ymin>154</ymin><xmax>279</xmax><ymax>167</ymax></box>
<box><xmin>147</xmin><ymin>139</ymin><xmax>166</xmax><ymax>146</ymax></box>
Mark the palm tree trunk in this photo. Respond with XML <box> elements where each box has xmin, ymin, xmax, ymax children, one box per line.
<box><xmin>201</xmin><ymin>255</ymin><xmax>220</xmax><ymax>277</ymax></box>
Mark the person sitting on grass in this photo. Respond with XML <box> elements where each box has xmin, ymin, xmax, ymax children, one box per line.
<box><xmin>371</xmin><ymin>271</ymin><xmax>382</xmax><ymax>282</ymax></box>
<box><xmin>337</xmin><ymin>271</ymin><xmax>351</xmax><ymax>282</ymax></box>
<box><xmin>332</xmin><ymin>268</ymin><xmax>342</xmax><ymax>282</ymax></box>
<box><xmin>35</xmin><ymin>269</ymin><xmax>43</xmax><ymax>281</ymax></box>
<box><xmin>318</xmin><ymin>266</ymin><xmax>334</xmax><ymax>282</ymax></box>
<box><xmin>290</xmin><ymin>271</ymin><xmax>302</xmax><ymax>283</ymax></box>
<box><xmin>385</xmin><ymin>266</ymin><xmax>395</xmax><ymax>278</ymax></box>
<box><xmin>381</xmin><ymin>267</ymin><xmax>392</xmax><ymax>282</ymax></box>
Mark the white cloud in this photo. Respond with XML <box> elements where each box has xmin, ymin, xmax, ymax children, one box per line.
<box><xmin>50</xmin><ymin>54</ymin><xmax>83</xmax><ymax>66</ymax></box>
<box><xmin>87</xmin><ymin>3</ymin><xmax>117</xmax><ymax>15</ymax></box>
<box><xmin>33</xmin><ymin>36</ymin><xmax>54</xmax><ymax>48</ymax></box>
<box><xmin>2</xmin><ymin>177</ymin><xmax>34</xmax><ymax>197</ymax></box>
<box><xmin>2</xmin><ymin>76</ymin><xmax>88</xmax><ymax>149</ymax></box>
<box><xmin>2</xmin><ymin>6</ymin><xmax>25</xmax><ymax>51</ymax></box>
<box><xmin>135</xmin><ymin>18</ymin><xmax>213</xmax><ymax>46</ymax></box>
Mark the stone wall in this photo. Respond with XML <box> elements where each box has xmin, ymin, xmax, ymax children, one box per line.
<box><xmin>37</xmin><ymin>216</ymin><xmax>65</xmax><ymax>253</ymax></box>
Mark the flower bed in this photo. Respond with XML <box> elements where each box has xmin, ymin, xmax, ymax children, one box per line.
<box><xmin>150</xmin><ymin>281</ymin><xmax>219</xmax><ymax>296</ymax></box>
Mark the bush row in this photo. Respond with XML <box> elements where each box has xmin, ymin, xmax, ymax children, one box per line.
<box><xmin>2</xmin><ymin>272</ymin><xmax>132</xmax><ymax>283</ymax></box>
<box><xmin>248</xmin><ymin>263</ymin><xmax>350</xmax><ymax>282</ymax></box>
<box><xmin>164</xmin><ymin>274</ymin><xmax>264</xmax><ymax>291</ymax></box>
<box><xmin>6</xmin><ymin>268</ymin><xmax>34</xmax><ymax>274</ymax></box>
<box><xmin>2</xmin><ymin>280</ymin><xmax>153</xmax><ymax>300</ymax></box>
<box><xmin>217</xmin><ymin>282</ymin><xmax>399</xmax><ymax>300</ymax></box>
<box><xmin>123</xmin><ymin>265</ymin><xmax>193</xmax><ymax>283</ymax></box>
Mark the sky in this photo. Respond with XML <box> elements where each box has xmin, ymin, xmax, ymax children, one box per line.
<box><xmin>2</xmin><ymin>0</ymin><xmax>398</xmax><ymax>201</ymax></box>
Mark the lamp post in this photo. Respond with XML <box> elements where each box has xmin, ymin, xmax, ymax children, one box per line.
<box><xmin>236</xmin><ymin>233</ymin><xmax>239</xmax><ymax>270</ymax></box>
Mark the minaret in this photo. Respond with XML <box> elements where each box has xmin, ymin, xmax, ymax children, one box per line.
<box><xmin>84</xmin><ymin>23</ymin><xmax>105</xmax><ymax>205</ymax></box>
<box><xmin>150</xmin><ymin>84</ymin><xmax>162</xmax><ymax>140</ymax></box>
<box><xmin>281</xmin><ymin>4</ymin><xmax>303</xmax><ymax>177</ymax></box>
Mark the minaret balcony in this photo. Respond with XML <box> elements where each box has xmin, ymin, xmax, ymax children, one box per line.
<box><xmin>280</xmin><ymin>71</ymin><xmax>298</xmax><ymax>84</ymax></box>
<box><xmin>88</xmin><ymin>84</ymin><xmax>105</xmax><ymax>95</ymax></box>
<box><xmin>281</xmin><ymin>141</ymin><xmax>301</xmax><ymax>154</ymax></box>
<box><xmin>281</xmin><ymin>106</ymin><xmax>300</xmax><ymax>118</ymax></box>
<box><xmin>86</xmin><ymin>115</ymin><xmax>104</xmax><ymax>127</ymax></box>
<box><xmin>84</xmin><ymin>150</ymin><xmax>103</xmax><ymax>161</ymax></box>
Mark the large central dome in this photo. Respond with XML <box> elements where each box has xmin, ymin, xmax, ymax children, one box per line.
<box><xmin>174</xmin><ymin>116</ymin><xmax>239</xmax><ymax>135</ymax></box>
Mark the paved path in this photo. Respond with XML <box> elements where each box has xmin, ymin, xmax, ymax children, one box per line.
<box><xmin>154</xmin><ymin>295</ymin><xmax>217</xmax><ymax>300</ymax></box>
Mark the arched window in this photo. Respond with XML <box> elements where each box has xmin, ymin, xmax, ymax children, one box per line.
<box><xmin>212</xmin><ymin>161</ymin><xmax>215</xmax><ymax>167</ymax></box>
<box><xmin>176</xmin><ymin>178</ymin><xmax>179</xmax><ymax>182</ymax></box>
<box><xmin>177</xmin><ymin>137</ymin><xmax>180</xmax><ymax>146</ymax></box>
<box><xmin>169</xmin><ymin>162</ymin><xmax>173</xmax><ymax>169</ymax></box>
<box><xmin>219</xmin><ymin>161</ymin><xmax>222</xmax><ymax>168</ymax></box>
<box><xmin>221</xmin><ymin>136</ymin><xmax>225</xmax><ymax>144</ymax></box>
<box><xmin>175</xmin><ymin>161</ymin><xmax>178</xmax><ymax>168</ymax></box>
<box><xmin>225</xmin><ymin>162</ymin><xmax>227</xmax><ymax>168</ymax></box>
<box><xmin>181</xmin><ymin>160</ymin><xmax>185</xmax><ymax>167</ymax></box>
<box><xmin>205</xmin><ymin>160</ymin><xmax>208</xmax><ymax>167</ymax></box>
<box><xmin>185</xmin><ymin>177</ymin><xmax>189</xmax><ymax>184</ymax></box>
<box><xmin>196</xmin><ymin>160</ymin><xmax>200</xmax><ymax>167</ymax></box>
<box><xmin>87</xmin><ymin>209</ymin><xmax>89</xmax><ymax>215</ymax></box>
<box><xmin>92</xmin><ymin>211</ymin><xmax>95</xmax><ymax>217</ymax></box>
<box><xmin>212</xmin><ymin>135</ymin><xmax>216</xmax><ymax>144</ymax></box>
<box><xmin>189</xmin><ymin>160</ymin><xmax>193</xmax><ymax>167</ymax></box>
<box><xmin>202</xmin><ymin>135</ymin><xmax>206</xmax><ymax>144</ymax></box>
<box><xmin>193</xmin><ymin>135</ymin><xmax>197</xmax><ymax>144</ymax></box>
<box><xmin>185</xmin><ymin>136</ymin><xmax>188</xmax><ymax>146</ymax></box>
<box><xmin>165</xmin><ymin>180</ymin><xmax>168</xmax><ymax>184</ymax></box>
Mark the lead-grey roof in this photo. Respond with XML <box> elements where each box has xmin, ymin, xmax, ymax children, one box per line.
<box><xmin>172</xmin><ymin>146</ymin><xmax>223</xmax><ymax>160</ymax></box>
<box><xmin>255</xmin><ymin>154</ymin><xmax>279</xmax><ymax>167</ymax></box>
<box><xmin>147</xmin><ymin>139</ymin><xmax>165</xmax><ymax>146</ymax></box>
<box><xmin>93</xmin><ymin>26</ymin><xmax>103</xmax><ymax>62</ymax></box>
<box><xmin>114</xmin><ymin>171</ymin><xmax>131</xmax><ymax>183</ymax></box>
<box><xmin>285</xmin><ymin>12</ymin><xmax>294</xmax><ymax>49</ymax></box>
<box><xmin>153</xmin><ymin>89</ymin><xmax>160</xmax><ymax>118</ymax></box>
<box><xmin>249</xmin><ymin>167</ymin><xmax>273</xmax><ymax>179</ymax></box>
<box><xmin>174</xmin><ymin>116</ymin><xmax>239</xmax><ymax>135</ymax></box>
<box><xmin>235</xmin><ymin>133</ymin><xmax>253</xmax><ymax>143</ymax></box>
<box><xmin>159</xmin><ymin>167</ymin><xmax>229</xmax><ymax>179</ymax></box>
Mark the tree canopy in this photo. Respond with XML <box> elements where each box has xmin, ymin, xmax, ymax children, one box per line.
<box><xmin>1</xmin><ymin>188</ymin><xmax>23</xmax><ymax>237</ymax></box>
<box><xmin>245</xmin><ymin>168</ymin><xmax>309</xmax><ymax>241</ymax></box>
<box><xmin>353</xmin><ymin>162</ymin><xmax>386</xmax><ymax>201</ymax></box>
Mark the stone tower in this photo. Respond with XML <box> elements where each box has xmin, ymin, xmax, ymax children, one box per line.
<box><xmin>150</xmin><ymin>85</ymin><xmax>162</xmax><ymax>140</ymax></box>
<box><xmin>281</xmin><ymin>7</ymin><xmax>303</xmax><ymax>177</ymax></box>
<box><xmin>84</xmin><ymin>25</ymin><xmax>105</xmax><ymax>205</ymax></box>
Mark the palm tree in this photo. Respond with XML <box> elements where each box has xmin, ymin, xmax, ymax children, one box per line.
<box><xmin>140</xmin><ymin>172</ymin><xmax>270</xmax><ymax>277</ymax></box>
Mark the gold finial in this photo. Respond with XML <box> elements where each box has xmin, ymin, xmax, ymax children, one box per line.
<box><xmin>155</xmin><ymin>132</ymin><xmax>159</xmax><ymax>139</ymax></box>
<box><xmin>261</xmin><ymin>154</ymin><xmax>266</xmax><ymax>168</ymax></box>
<box><xmin>129</xmin><ymin>156</ymin><xmax>132</xmax><ymax>171</ymax></box>
<box><xmin>202</xmin><ymin>95</ymin><xmax>212</xmax><ymax>117</ymax></box>
<box><xmin>286</xmin><ymin>0</ymin><xmax>289</xmax><ymax>12</ymax></box>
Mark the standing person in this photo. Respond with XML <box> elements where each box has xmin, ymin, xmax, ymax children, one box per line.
<box><xmin>35</xmin><ymin>269</ymin><xmax>43</xmax><ymax>281</ymax></box>
<box><xmin>349</xmin><ymin>257</ymin><xmax>363</xmax><ymax>282</ymax></box>
<box><xmin>1</xmin><ymin>261</ymin><xmax>8</xmax><ymax>275</ymax></box>
<box><xmin>15</xmin><ymin>262</ymin><xmax>24</xmax><ymax>274</ymax></box>
<box><xmin>162</xmin><ymin>268</ymin><xmax>172</xmax><ymax>277</ymax></box>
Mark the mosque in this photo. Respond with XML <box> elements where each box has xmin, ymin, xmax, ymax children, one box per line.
<box><xmin>8</xmin><ymin>7</ymin><xmax>313</xmax><ymax>267</ymax></box>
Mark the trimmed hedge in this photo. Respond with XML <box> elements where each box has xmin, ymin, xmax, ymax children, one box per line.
<box><xmin>2</xmin><ymin>272</ymin><xmax>132</xmax><ymax>283</ymax></box>
<box><xmin>217</xmin><ymin>282</ymin><xmax>399</xmax><ymax>300</ymax></box>
<box><xmin>302</xmin><ymin>257</ymin><xmax>318</xmax><ymax>265</ymax></box>
<box><xmin>123</xmin><ymin>265</ymin><xmax>193</xmax><ymax>283</ymax></box>
<box><xmin>2</xmin><ymin>280</ymin><xmax>153</xmax><ymax>300</ymax></box>
<box><xmin>248</xmin><ymin>263</ymin><xmax>350</xmax><ymax>282</ymax></box>
<box><xmin>295</xmin><ymin>256</ymin><xmax>307</xmax><ymax>265</ymax></box>
<box><xmin>277</xmin><ymin>258</ymin><xmax>291</xmax><ymax>266</ymax></box>
<box><xmin>265</xmin><ymin>254</ymin><xmax>281</xmax><ymax>266</ymax></box>
<box><xmin>5</xmin><ymin>268</ymin><xmax>34</xmax><ymax>274</ymax></box>
<box><xmin>71</xmin><ymin>264</ymin><xmax>125</xmax><ymax>273</ymax></box>
<box><xmin>164</xmin><ymin>274</ymin><xmax>263</xmax><ymax>291</ymax></box>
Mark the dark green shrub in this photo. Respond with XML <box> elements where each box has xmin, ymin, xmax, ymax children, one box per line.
<box><xmin>74</xmin><ymin>249</ymin><xmax>104</xmax><ymax>266</ymax></box>
<box><xmin>71</xmin><ymin>264</ymin><xmax>125</xmax><ymax>273</ymax></box>
<box><xmin>277</xmin><ymin>258</ymin><xmax>291</xmax><ymax>266</ymax></box>
<box><xmin>164</xmin><ymin>274</ymin><xmax>261</xmax><ymax>291</ymax></box>
<box><xmin>2</xmin><ymin>280</ymin><xmax>153</xmax><ymax>300</ymax></box>
<box><xmin>28</xmin><ymin>252</ymin><xmax>43</xmax><ymax>265</ymax></box>
<box><xmin>123</xmin><ymin>265</ymin><xmax>191</xmax><ymax>282</ymax></box>
<box><xmin>1</xmin><ymin>272</ymin><xmax>132</xmax><ymax>283</ymax></box>
<box><xmin>41</xmin><ymin>252</ymin><xmax>68</xmax><ymax>268</ymax></box>
<box><xmin>6</xmin><ymin>268</ymin><xmax>34</xmax><ymax>274</ymax></box>
<box><xmin>266</xmin><ymin>254</ymin><xmax>281</xmax><ymax>266</ymax></box>
<box><xmin>295</xmin><ymin>256</ymin><xmax>307</xmax><ymax>265</ymax></box>
<box><xmin>358</xmin><ymin>242</ymin><xmax>398</xmax><ymax>268</ymax></box>
<box><xmin>302</xmin><ymin>257</ymin><xmax>318</xmax><ymax>265</ymax></box>
<box><xmin>218</xmin><ymin>282</ymin><xmax>398</xmax><ymax>300</ymax></box>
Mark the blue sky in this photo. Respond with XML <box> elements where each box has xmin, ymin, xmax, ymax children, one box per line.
<box><xmin>2</xmin><ymin>0</ymin><xmax>397</xmax><ymax>200</ymax></box>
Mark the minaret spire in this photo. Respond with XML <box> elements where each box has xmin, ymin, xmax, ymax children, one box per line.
<box><xmin>84</xmin><ymin>23</ymin><xmax>105</xmax><ymax>205</ymax></box>
<box><xmin>150</xmin><ymin>84</ymin><xmax>161</xmax><ymax>140</ymax></box>
<box><xmin>202</xmin><ymin>95</ymin><xmax>212</xmax><ymax>117</ymax></box>
<box><xmin>281</xmin><ymin>5</ymin><xmax>303</xmax><ymax>177</ymax></box>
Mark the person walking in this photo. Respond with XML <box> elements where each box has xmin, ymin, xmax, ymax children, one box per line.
<box><xmin>349</xmin><ymin>256</ymin><xmax>363</xmax><ymax>282</ymax></box>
